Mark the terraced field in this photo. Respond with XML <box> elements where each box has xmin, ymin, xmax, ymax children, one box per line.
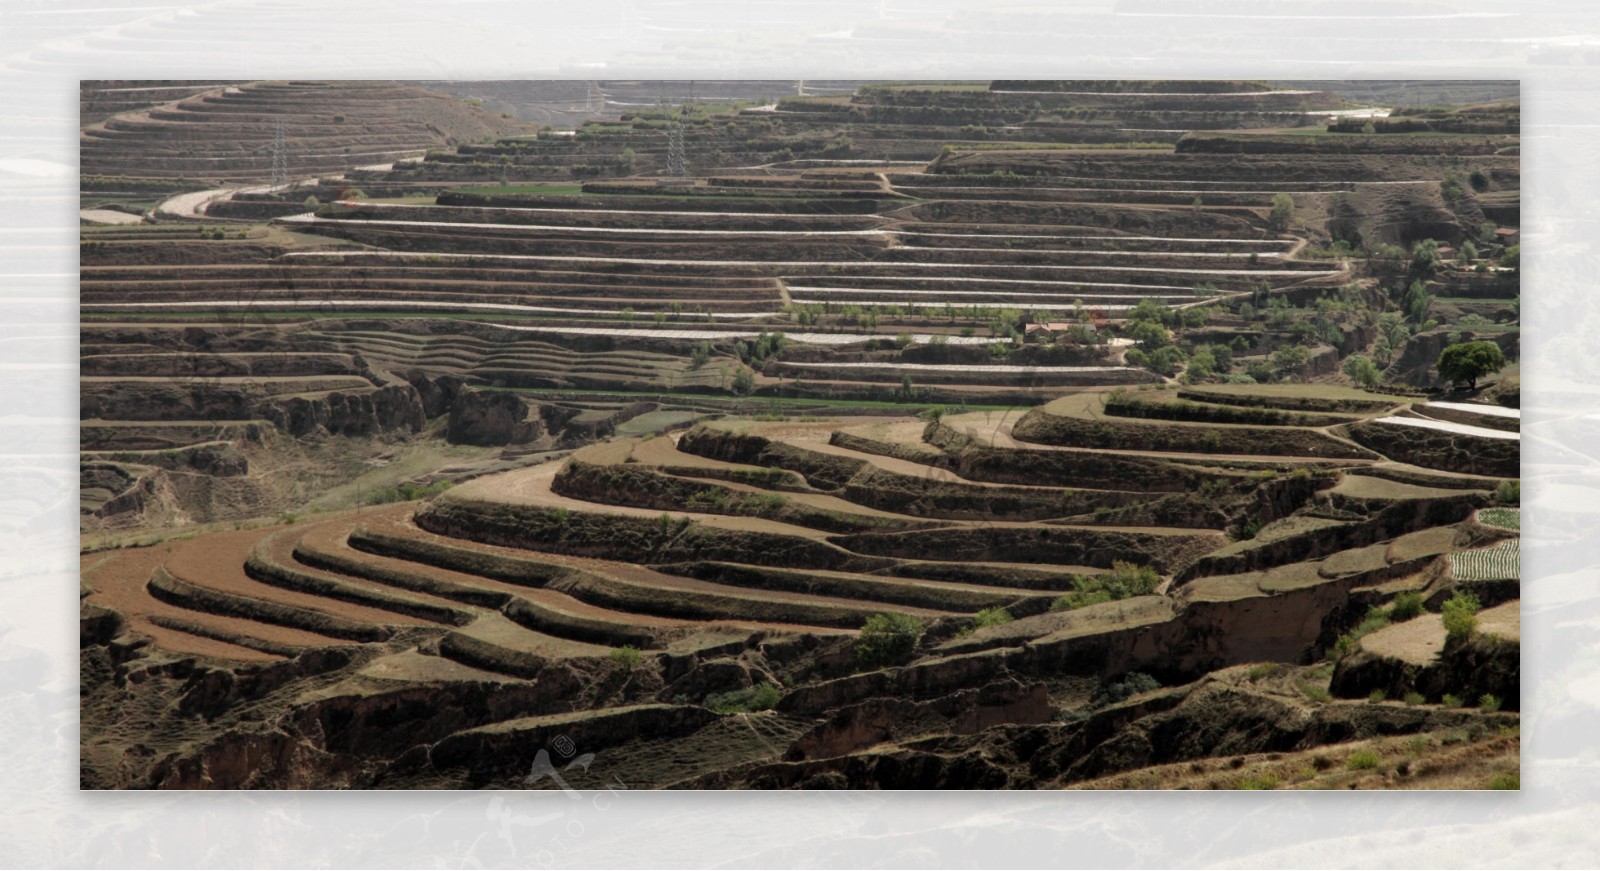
<box><xmin>83</xmin><ymin>387</ymin><xmax>1520</xmax><ymax>788</ymax></box>
<box><xmin>81</xmin><ymin>79</ymin><xmax>1520</xmax><ymax>790</ymax></box>
<box><xmin>81</xmin><ymin>80</ymin><xmax>532</xmax><ymax>184</ymax></box>
<box><xmin>1451</xmin><ymin>539</ymin><xmax>1520</xmax><ymax>581</ymax></box>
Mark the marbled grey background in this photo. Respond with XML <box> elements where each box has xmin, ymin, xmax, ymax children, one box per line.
<box><xmin>4</xmin><ymin>0</ymin><xmax>1590</xmax><ymax>866</ymax></box>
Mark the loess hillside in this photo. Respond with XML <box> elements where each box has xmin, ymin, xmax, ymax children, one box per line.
<box><xmin>80</xmin><ymin>80</ymin><xmax>1520</xmax><ymax>790</ymax></box>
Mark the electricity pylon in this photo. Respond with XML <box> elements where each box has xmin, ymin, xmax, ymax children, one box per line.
<box><xmin>269</xmin><ymin>119</ymin><xmax>287</xmax><ymax>189</ymax></box>
<box><xmin>667</xmin><ymin>122</ymin><xmax>687</xmax><ymax>178</ymax></box>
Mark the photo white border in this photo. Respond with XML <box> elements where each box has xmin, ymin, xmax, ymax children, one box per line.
<box><xmin>6</xmin><ymin>1</ymin><xmax>1593</xmax><ymax>866</ymax></box>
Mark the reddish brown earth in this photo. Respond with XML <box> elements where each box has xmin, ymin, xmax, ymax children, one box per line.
<box><xmin>81</xmin><ymin>79</ymin><xmax>1518</xmax><ymax>790</ymax></box>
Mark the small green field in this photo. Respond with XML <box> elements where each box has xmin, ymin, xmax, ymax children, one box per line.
<box><xmin>450</xmin><ymin>183</ymin><xmax>586</xmax><ymax>196</ymax></box>
<box><xmin>361</xmin><ymin>195</ymin><xmax>443</xmax><ymax>204</ymax></box>
<box><xmin>81</xmin><ymin>196</ymin><xmax>162</xmax><ymax>212</ymax></box>
<box><xmin>1182</xmin><ymin>383</ymin><xmax>1400</xmax><ymax>402</ymax></box>
<box><xmin>948</xmin><ymin>142</ymin><xmax>1175</xmax><ymax>152</ymax></box>
<box><xmin>1450</xmin><ymin>539</ymin><xmax>1519</xmax><ymax>581</ymax></box>
<box><xmin>613</xmin><ymin>410</ymin><xmax>703</xmax><ymax>437</ymax></box>
<box><xmin>450</xmin><ymin>187</ymin><xmax>877</xmax><ymax>204</ymax></box>
<box><xmin>1207</xmin><ymin>128</ymin><xmax>1505</xmax><ymax>142</ymax></box>
<box><xmin>862</xmin><ymin>82</ymin><xmax>990</xmax><ymax>92</ymax></box>
<box><xmin>489</xmin><ymin>385</ymin><xmax>1028</xmax><ymax>413</ymax></box>
<box><xmin>81</xmin><ymin>310</ymin><xmax>756</xmax><ymax>325</ymax></box>
<box><xmin>1477</xmin><ymin>508</ymin><xmax>1520</xmax><ymax>531</ymax></box>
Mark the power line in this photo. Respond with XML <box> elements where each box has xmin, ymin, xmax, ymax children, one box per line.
<box><xmin>667</xmin><ymin>121</ymin><xmax>687</xmax><ymax>178</ymax></box>
<box><xmin>658</xmin><ymin>88</ymin><xmax>687</xmax><ymax>178</ymax></box>
<box><xmin>269</xmin><ymin>119</ymin><xmax>287</xmax><ymax>189</ymax></box>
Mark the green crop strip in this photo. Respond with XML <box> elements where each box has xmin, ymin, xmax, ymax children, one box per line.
<box><xmin>482</xmin><ymin>385</ymin><xmax>1028</xmax><ymax>412</ymax></box>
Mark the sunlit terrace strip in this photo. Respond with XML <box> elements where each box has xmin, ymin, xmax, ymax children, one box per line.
<box><xmin>280</xmin><ymin>251</ymin><xmax>1341</xmax><ymax>277</ymax></box>
<box><xmin>893</xmin><ymin>231</ymin><xmax>1294</xmax><ymax>245</ymax></box>
<box><xmin>80</xmin><ymin>300</ymin><xmax>776</xmax><ymax>319</ymax></box>
<box><xmin>775</xmin><ymin>362</ymin><xmax>1142</xmax><ymax>374</ymax></box>
<box><xmin>485</xmin><ymin>323</ymin><xmax>996</xmax><ymax>346</ymax></box>
<box><xmin>278</xmin><ymin>214</ymin><xmax>889</xmax><ymax>236</ymax></box>
<box><xmin>1370</xmin><ymin>416</ymin><xmax>1520</xmax><ymax>441</ymax></box>
<box><xmin>1424</xmin><ymin>401</ymin><xmax>1521</xmax><ymax>420</ymax></box>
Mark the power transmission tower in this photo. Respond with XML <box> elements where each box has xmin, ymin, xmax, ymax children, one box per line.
<box><xmin>667</xmin><ymin>122</ymin><xmax>687</xmax><ymax>178</ymax></box>
<box><xmin>657</xmin><ymin>89</ymin><xmax>687</xmax><ymax>179</ymax></box>
<box><xmin>269</xmin><ymin>119</ymin><xmax>288</xmax><ymax>189</ymax></box>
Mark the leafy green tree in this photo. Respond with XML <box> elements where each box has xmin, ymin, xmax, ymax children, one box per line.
<box><xmin>1371</xmin><ymin>242</ymin><xmax>1408</xmax><ymax>271</ymax></box>
<box><xmin>1128</xmin><ymin>298</ymin><xmax>1175</xmax><ymax>327</ymax></box>
<box><xmin>1389</xmin><ymin>592</ymin><xmax>1424</xmax><ymax>622</ymax></box>
<box><xmin>1441</xmin><ymin>172</ymin><xmax>1464</xmax><ymax>202</ymax></box>
<box><xmin>1373</xmin><ymin>335</ymin><xmax>1394</xmax><ymax>367</ymax></box>
<box><xmin>1267</xmin><ymin>193</ymin><xmax>1294</xmax><ymax>232</ymax></box>
<box><xmin>1376</xmin><ymin>312</ymin><xmax>1410</xmax><ymax>365</ymax></box>
<box><xmin>855</xmin><ymin>612</ymin><xmax>924</xmax><ymax>666</ymax></box>
<box><xmin>1401</xmin><ymin>279</ymin><xmax>1433</xmax><ymax>325</ymax></box>
<box><xmin>1436</xmin><ymin>340</ymin><xmax>1507</xmax><ymax>389</ymax></box>
<box><xmin>610</xmin><ymin>646</ymin><xmax>643</xmax><ymax>670</ymax></box>
<box><xmin>1128</xmin><ymin>345</ymin><xmax>1185</xmax><ymax>376</ymax></box>
<box><xmin>1342</xmin><ymin>353</ymin><xmax>1382</xmax><ymax>388</ymax></box>
<box><xmin>1127</xmin><ymin>320</ymin><xmax>1169</xmax><ymax>349</ymax></box>
<box><xmin>731</xmin><ymin>367</ymin><xmax>755</xmax><ymax>395</ymax></box>
<box><xmin>1273</xmin><ymin>343</ymin><xmax>1310</xmax><ymax>373</ymax></box>
<box><xmin>1410</xmin><ymin>239</ymin><xmax>1442</xmax><ymax>276</ymax></box>
<box><xmin>1441</xmin><ymin>591</ymin><xmax>1481</xmax><ymax>640</ymax></box>
<box><xmin>1264</xmin><ymin>296</ymin><xmax>1296</xmax><ymax>330</ymax></box>
<box><xmin>1187</xmin><ymin>349</ymin><xmax>1217</xmax><ymax>380</ymax></box>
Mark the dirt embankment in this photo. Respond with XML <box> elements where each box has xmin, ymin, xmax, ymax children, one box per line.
<box><xmin>1343</xmin><ymin>421</ymin><xmax>1518</xmax><ymax>478</ymax></box>
<box><xmin>415</xmin><ymin>495</ymin><xmax>888</xmax><ymax>575</ymax></box>
<box><xmin>1330</xmin><ymin>608</ymin><xmax>1519</xmax><ymax>708</ymax></box>
<box><xmin>924</xmin><ymin>421</ymin><xmax>1232</xmax><ymax>491</ymax></box>
<box><xmin>1010</xmin><ymin>405</ymin><xmax>1379</xmax><ymax>460</ymax></box>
